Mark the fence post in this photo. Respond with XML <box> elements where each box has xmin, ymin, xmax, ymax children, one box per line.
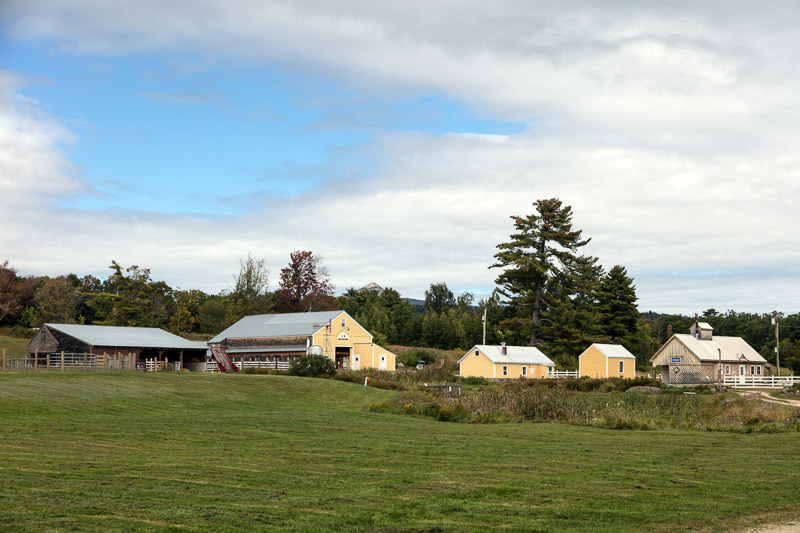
<box><xmin>2</xmin><ymin>348</ymin><xmax>6</xmax><ymax>372</ymax></box>
<box><xmin>61</xmin><ymin>350</ymin><xmax>65</xmax><ymax>373</ymax></box>
<box><xmin>34</xmin><ymin>349</ymin><xmax>38</xmax><ymax>372</ymax></box>
<box><xmin>47</xmin><ymin>353</ymin><xmax>50</xmax><ymax>369</ymax></box>
<box><xmin>83</xmin><ymin>352</ymin><xmax>87</xmax><ymax>372</ymax></box>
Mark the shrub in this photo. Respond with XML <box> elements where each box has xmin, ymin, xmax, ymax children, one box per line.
<box><xmin>397</xmin><ymin>348</ymin><xmax>439</xmax><ymax>368</ymax></box>
<box><xmin>288</xmin><ymin>354</ymin><xmax>336</xmax><ymax>377</ymax></box>
<box><xmin>460</xmin><ymin>376</ymin><xmax>489</xmax><ymax>386</ymax></box>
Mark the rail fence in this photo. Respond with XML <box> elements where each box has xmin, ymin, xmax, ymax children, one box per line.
<box><xmin>550</xmin><ymin>370</ymin><xmax>579</xmax><ymax>379</ymax></box>
<box><xmin>205</xmin><ymin>359</ymin><xmax>291</xmax><ymax>372</ymax></box>
<box><xmin>0</xmin><ymin>349</ymin><xmax>181</xmax><ymax>372</ymax></box>
<box><xmin>723</xmin><ymin>375</ymin><xmax>800</xmax><ymax>389</ymax></box>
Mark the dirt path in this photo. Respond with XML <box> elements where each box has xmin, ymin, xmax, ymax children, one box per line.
<box><xmin>739</xmin><ymin>520</ymin><xmax>800</xmax><ymax>532</ymax></box>
<box><xmin>735</xmin><ymin>390</ymin><xmax>800</xmax><ymax>408</ymax></box>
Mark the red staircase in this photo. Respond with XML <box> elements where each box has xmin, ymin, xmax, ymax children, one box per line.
<box><xmin>209</xmin><ymin>344</ymin><xmax>239</xmax><ymax>373</ymax></box>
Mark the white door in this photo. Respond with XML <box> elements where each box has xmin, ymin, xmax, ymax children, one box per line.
<box><xmin>379</xmin><ymin>355</ymin><xmax>386</xmax><ymax>371</ymax></box>
<box><xmin>353</xmin><ymin>354</ymin><xmax>360</xmax><ymax>371</ymax></box>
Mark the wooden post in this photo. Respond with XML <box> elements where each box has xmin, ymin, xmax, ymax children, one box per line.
<box><xmin>34</xmin><ymin>349</ymin><xmax>38</xmax><ymax>372</ymax></box>
<box><xmin>2</xmin><ymin>348</ymin><xmax>6</xmax><ymax>372</ymax></box>
<box><xmin>84</xmin><ymin>352</ymin><xmax>87</xmax><ymax>372</ymax></box>
<box><xmin>47</xmin><ymin>352</ymin><xmax>50</xmax><ymax>369</ymax></box>
<box><xmin>61</xmin><ymin>350</ymin><xmax>65</xmax><ymax>373</ymax></box>
<box><xmin>179</xmin><ymin>350</ymin><xmax>184</xmax><ymax>372</ymax></box>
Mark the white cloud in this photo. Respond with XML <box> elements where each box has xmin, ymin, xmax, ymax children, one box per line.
<box><xmin>2</xmin><ymin>2</ymin><xmax>800</xmax><ymax>312</ymax></box>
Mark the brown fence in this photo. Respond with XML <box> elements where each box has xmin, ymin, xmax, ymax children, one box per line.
<box><xmin>0</xmin><ymin>349</ymin><xmax>175</xmax><ymax>372</ymax></box>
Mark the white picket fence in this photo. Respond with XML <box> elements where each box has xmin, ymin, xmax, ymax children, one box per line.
<box><xmin>723</xmin><ymin>375</ymin><xmax>800</xmax><ymax>389</ymax></box>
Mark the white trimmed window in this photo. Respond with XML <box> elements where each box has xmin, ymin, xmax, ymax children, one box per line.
<box><xmin>756</xmin><ymin>366</ymin><xmax>762</xmax><ymax>376</ymax></box>
<box><xmin>522</xmin><ymin>366</ymin><xmax>527</xmax><ymax>377</ymax></box>
<box><xmin>724</xmin><ymin>364</ymin><xmax>730</xmax><ymax>375</ymax></box>
<box><xmin>502</xmin><ymin>365</ymin><xmax>508</xmax><ymax>376</ymax></box>
<box><xmin>341</xmin><ymin>317</ymin><xmax>346</xmax><ymax>327</ymax></box>
<box><xmin>739</xmin><ymin>365</ymin><xmax>746</xmax><ymax>376</ymax></box>
<box><xmin>750</xmin><ymin>365</ymin><xmax>755</xmax><ymax>375</ymax></box>
<box><xmin>548</xmin><ymin>366</ymin><xmax>553</xmax><ymax>375</ymax></box>
<box><xmin>474</xmin><ymin>350</ymin><xmax>479</xmax><ymax>357</ymax></box>
<box><xmin>619</xmin><ymin>360</ymin><xmax>624</xmax><ymax>373</ymax></box>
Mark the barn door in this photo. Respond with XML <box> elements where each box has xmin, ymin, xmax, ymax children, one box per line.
<box><xmin>353</xmin><ymin>354</ymin><xmax>360</xmax><ymax>370</ymax></box>
<box><xmin>379</xmin><ymin>354</ymin><xmax>386</xmax><ymax>371</ymax></box>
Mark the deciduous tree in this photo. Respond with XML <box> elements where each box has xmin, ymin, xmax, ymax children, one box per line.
<box><xmin>276</xmin><ymin>251</ymin><xmax>335</xmax><ymax>312</ymax></box>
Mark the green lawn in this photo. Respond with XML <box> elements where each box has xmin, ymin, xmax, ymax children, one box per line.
<box><xmin>0</xmin><ymin>372</ymin><xmax>798</xmax><ymax>532</ymax></box>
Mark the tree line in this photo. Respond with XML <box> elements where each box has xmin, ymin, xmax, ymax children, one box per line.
<box><xmin>2</xmin><ymin>199</ymin><xmax>799</xmax><ymax>371</ymax></box>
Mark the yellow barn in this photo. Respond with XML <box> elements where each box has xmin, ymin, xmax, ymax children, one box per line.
<box><xmin>459</xmin><ymin>343</ymin><xmax>555</xmax><ymax>379</ymax></box>
<box><xmin>209</xmin><ymin>310</ymin><xmax>396</xmax><ymax>371</ymax></box>
<box><xmin>578</xmin><ymin>343</ymin><xmax>636</xmax><ymax>379</ymax></box>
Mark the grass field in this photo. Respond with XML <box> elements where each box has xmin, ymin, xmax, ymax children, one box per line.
<box><xmin>0</xmin><ymin>336</ymin><xmax>30</xmax><ymax>359</ymax></box>
<box><xmin>1</xmin><ymin>372</ymin><xmax>799</xmax><ymax>532</ymax></box>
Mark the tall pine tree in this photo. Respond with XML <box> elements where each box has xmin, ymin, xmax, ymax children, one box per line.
<box><xmin>491</xmin><ymin>199</ymin><xmax>596</xmax><ymax>349</ymax></box>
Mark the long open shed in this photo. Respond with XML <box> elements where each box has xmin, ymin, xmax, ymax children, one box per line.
<box><xmin>28</xmin><ymin>324</ymin><xmax>208</xmax><ymax>370</ymax></box>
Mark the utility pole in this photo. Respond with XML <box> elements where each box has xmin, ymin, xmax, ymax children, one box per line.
<box><xmin>773</xmin><ymin>312</ymin><xmax>780</xmax><ymax>377</ymax></box>
<box><xmin>482</xmin><ymin>308</ymin><xmax>487</xmax><ymax>345</ymax></box>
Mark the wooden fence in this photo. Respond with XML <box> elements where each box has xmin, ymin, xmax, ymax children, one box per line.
<box><xmin>205</xmin><ymin>359</ymin><xmax>291</xmax><ymax>372</ymax></box>
<box><xmin>0</xmin><ymin>349</ymin><xmax>180</xmax><ymax>372</ymax></box>
<box><xmin>550</xmin><ymin>370</ymin><xmax>579</xmax><ymax>379</ymax></box>
<box><xmin>723</xmin><ymin>375</ymin><xmax>800</xmax><ymax>389</ymax></box>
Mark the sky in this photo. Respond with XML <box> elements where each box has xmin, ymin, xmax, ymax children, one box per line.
<box><xmin>1</xmin><ymin>0</ymin><xmax>799</xmax><ymax>314</ymax></box>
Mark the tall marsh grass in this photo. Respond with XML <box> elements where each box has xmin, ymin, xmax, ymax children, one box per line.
<box><xmin>372</xmin><ymin>379</ymin><xmax>800</xmax><ymax>432</ymax></box>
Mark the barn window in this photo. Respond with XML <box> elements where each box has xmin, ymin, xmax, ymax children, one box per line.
<box><xmin>548</xmin><ymin>366</ymin><xmax>553</xmax><ymax>375</ymax></box>
<box><xmin>724</xmin><ymin>364</ymin><xmax>730</xmax><ymax>375</ymax></box>
<box><xmin>502</xmin><ymin>365</ymin><xmax>508</xmax><ymax>376</ymax></box>
<box><xmin>522</xmin><ymin>366</ymin><xmax>527</xmax><ymax>377</ymax></box>
<box><xmin>619</xmin><ymin>360</ymin><xmax>624</xmax><ymax>373</ymax></box>
<box><xmin>756</xmin><ymin>366</ymin><xmax>762</xmax><ymax>376</ymax></box>
<box><xmin>750</xmin><ymin>365</ymin><xmax>755</xmax><ymax>375</ymax></box>
<box><xmin>474</xmin><ymin>350</ymin><xmax>479</xmax><ymax>357</ymax></box>
<box><xmin>341</xmin><ymin>317</ymin><xmax>346</xmax><ymax>327</ymax></box>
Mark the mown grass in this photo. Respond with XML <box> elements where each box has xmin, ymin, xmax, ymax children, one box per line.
<box><xmin>0</xmin><ymin>372</ymin><xmax>799</xmax><ymax>532</ymax></box>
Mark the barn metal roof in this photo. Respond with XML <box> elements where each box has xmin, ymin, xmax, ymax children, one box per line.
<box><xmin>208</xmin><ymin>310</ymin><xmax>345</xmax><ymax>344</ymax></box>
<box><xmin>585</xmin><ymin>343</ymin><xmax>637</xmax><ymax>359</ymax></box>
<box><xmin>673</xmin><ymin>334</ymin><xmax>767</xmax><ymax>363</ymax></box>
<box><xmin>459</xmin><ymin>345</ymin><xmax>555</xmax><ymax>366</ymax></box>
<box><xmin>44</xmin><ymin>324</ymin><xmax>204</xmax><ymax>350</ymax></box>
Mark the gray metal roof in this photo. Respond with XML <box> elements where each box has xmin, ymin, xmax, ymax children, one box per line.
<box><xmin>584</xmin><ymin>343</ymin><xmax>636</xmax><ymax>359</ymax></box>
<box><xmin>45</xmin><ymin>324</ymin><xmax>204</xmax><ymax>350</ymax></box>
<box><xmin>459</xmin><ymin>345</ymin><xmax>555</xmax><ymax>366</ymax></box>
<box><xmin>673</xmin><ymin>334</ymin><xmax>767</xmax><ymax>363</ymax></box>
<box><xmin>209</xmin><ymin>310</ymin><xmax>345</xmax><ymax>344</ymax></box>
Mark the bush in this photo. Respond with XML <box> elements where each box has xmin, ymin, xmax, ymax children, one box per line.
<box><xmin>397</xmin><ymin>348</ymin><xmax>439</xmax><ymax>368</ymax></box>
<box><xmin>288</xmin><ymin>354</ymin><xmax>336</xmax><ymax>377</ymax></box>
<box><xmin>459</xmin><ymin>376</ymin><xmax>489</xmax><ymax>386</ymax></box>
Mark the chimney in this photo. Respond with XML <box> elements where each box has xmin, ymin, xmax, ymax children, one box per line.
<box><xmin>501</xmin><ymin>342</ymin><xmax>507</xmax><ymax>355</ymax></box>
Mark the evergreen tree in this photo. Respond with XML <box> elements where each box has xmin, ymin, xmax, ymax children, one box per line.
<box><xmin>597</xmin><ymin>266</ymin><xmax>639</xmax><ymax>347</ymax></box>
<box><xmin>491</xmin><ymin>198</ymin><xmax>595</xmax><ymax>348</ymax></box>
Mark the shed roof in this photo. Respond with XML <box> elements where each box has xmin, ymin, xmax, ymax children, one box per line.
<box><xmin>652</xmin><ymin>334</ymin><xmax>767</xmax><ymax>364</ymax></box>
<box><xmin>43</xmin><ymin>324</ymin><xmax>203</xmax><ymax>350</ymax></box>
<box><xmin>695</xmin><ymin>322</ymin><xmax>713</xmax><ymax>330</ymax></box>
<box><xmin>209</xmin><ymin>310</ymin><xmax>346</xmax><ymax>344</ymax></box>
<box><xmin>459</xmin><ymin>345</ymin><xmax>555</xmax><ymax>366</ymax></box>
<box><xmin>582</xmin><ymin>343</ymin><xmax>636</xmax><ymax>359</ymax></box>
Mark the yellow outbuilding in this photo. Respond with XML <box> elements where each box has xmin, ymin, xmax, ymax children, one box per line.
<box><xmin>209</xmin><ymin>310</ymin><xmax>395</xmax><ymax>371</ymax></box>
<box><xmin>578</xmin><ymin>343</ymin><xmax>636</xmax><ymax>379</ymax></box>
<box><xmin>458</xmin><ymin>343</ymin><xmax>555</xmax><ymax>379</ymax></box>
